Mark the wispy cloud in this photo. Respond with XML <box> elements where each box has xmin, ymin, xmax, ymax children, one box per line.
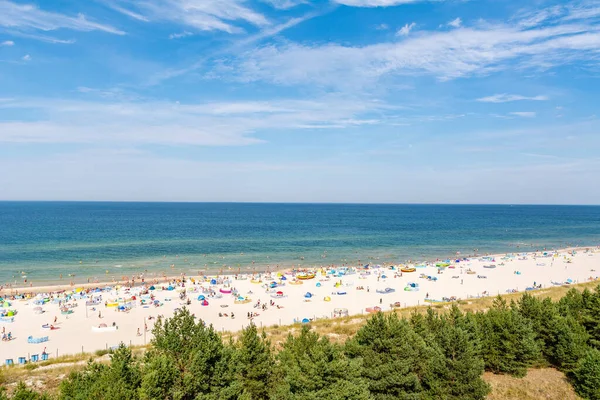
<box><xmin>21</xmin><ymin>54</ymin><xmax>31</xmax><ymax>61</ymax></box>
<box><xmin>477</xmin><ymin>94</ymin><xmax>549</xmax><ymax>103</ymax></box>
<box><xmin>107</xmin><ymin>0</ymin><xmax>269</xmax><ymax>34</ymax></box>
<box><xmin>397</xmin><ymin>22</ymin><xmax>416</xmax><ymax>36</ymax></box>
<box><xmin>0</xmin><ymin>39</ymin><xmax>13</xmax><ymax>46</ymax></box>
<box><xmin>448</xmin><ymin>17</ymin><xmax>462</xmax><ymax>28</ymax></box>
<box><xmin>510</xmin><ymin>111</ymin><xmax>536</xmax><ymax>118</ymax></box>
<box><xmin>376</xmin><ymin>23</ymin><xmax>389</xmax><ymax>31</ymax></box>
<box><xmin>261</xmin><ymin>0</ymin><xmax>308</xmax><ymax>9</ymax></box>
<box><xmin>215</xmin><ymin>6</ymin><xmax>600</xmax><ymax>89</ymax></box>
<box><xmin>149</xmin><ymin>9</ymin><xmax>325</xmax><ymax>84</ymax></box>
<box><xmin>169</xmin><ymin>31</ymin><xmax>193</xmax><ymax>39</ymax></box>
<box><xmin>333</xmin><ymin>0</ymin><xmax>434</xmax><ymax>6</ymax></box>
<box><xmin>0</xmin><ymin>96</ymin><xmax>390</xmax><ymax>146</ymax></box>
<box><xmin>103</xmin><ymin>3</ymin><xmax>149</xmax><ymax>22</ymax></box>
<box><xmin>0</xmin><ymin>0</ymin><xmax>125</xmax><ymax>41</ymax></box>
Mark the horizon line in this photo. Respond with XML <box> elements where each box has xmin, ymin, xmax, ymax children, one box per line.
<box><xmin>1</xmin><ymin>200</ymin><xmax>599</xmax><ymax>207</ymax></box>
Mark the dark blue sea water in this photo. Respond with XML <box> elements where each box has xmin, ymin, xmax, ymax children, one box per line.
<box><xmin>0</xmin><ymin>202</ymin><xmax>599</xmax><ymax>285</ymax></box>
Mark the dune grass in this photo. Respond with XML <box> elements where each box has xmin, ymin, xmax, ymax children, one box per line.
<box><xmin>484</xmin><ymin>368</ymin><xmax>580</xmax><ymax>400</ymax></box>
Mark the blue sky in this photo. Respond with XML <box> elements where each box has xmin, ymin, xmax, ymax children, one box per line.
<box><xmin>0</xmin><ymin>0</ymin><xmax>599</xmax><ymax>204</ymax></box>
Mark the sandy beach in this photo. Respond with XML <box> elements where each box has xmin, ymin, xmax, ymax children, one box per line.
<box><xmin>1</xmin><ymin>247</ymin><xmax>599</xmax><ymax>363</ymax></box>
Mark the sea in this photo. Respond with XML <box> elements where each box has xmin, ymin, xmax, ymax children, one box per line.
<box><xmin>0</xmin><ymin>202</ymin><xmax>599</xmax><ymax>286</ymax></box>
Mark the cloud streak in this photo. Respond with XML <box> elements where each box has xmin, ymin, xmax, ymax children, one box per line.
<box><xmin>0</xmin><ymin>0</ymin><xmax>125</xmax><ymax>39</ymax></box>
<box><xmin>108</xmin><ymin>0</ymin><xmax>269</xmax><ymax>34</ymax></box>
<box><xmin>0</xmin><ymin>96</ymin><xmax>390</xmax><ymax>146</ymax></box>
<box><xmin>510</xmin><ymin>111</ymin><xmax>537</xmax><ymax>118</ymax></box>
<box><xmin>477</xmin><ymin>94</ymin><xmax>549</xmax><ymax>103</ymax></box>
<box><xmin>333</xmin><ymin>0</ymin><xmax>433</xmax><ymax>6</ymax></box>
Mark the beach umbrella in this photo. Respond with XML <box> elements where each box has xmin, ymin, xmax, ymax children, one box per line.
<box><xmin>316</xmin><ymin>282</ymin><xmax>321</xmax><ymax>287</ymax></box>
<box><xmin>198</xmin><ymin>295</ymin><xmax>205</xmax><ymax>301</ymax></box>
<box><xmin>304</xmin><ymin>292</ymin><xmax>313</xmax><ymax>298</ymax></box>
<box><xmin>201</xmin><ymin>300</ymin><xmax>209</xmax><ymax>306</ymax></box>
<box><xmin>276</xmin><ymin>291</ymin><xmax>283</xmax><ymax>296</ymax></box>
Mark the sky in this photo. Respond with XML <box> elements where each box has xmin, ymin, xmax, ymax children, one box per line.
<box><xmin>0</xmin><ymin>0</ymin><xmax>599</xmax><ymax>204</ymax></box>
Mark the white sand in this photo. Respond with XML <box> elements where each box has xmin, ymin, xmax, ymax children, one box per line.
<box><xmin>1</xmin><ymin>247</ymin><xmax>599</xmax><ymax>362</ymax></box>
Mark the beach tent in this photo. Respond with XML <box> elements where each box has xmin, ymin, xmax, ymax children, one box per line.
<box><xmin>324</xmin><ymin>296</ymin><xmax>331</xmax><ymax>302</ymax></box>
<box><xmin>201</xmin><ymin>300</ymin><xmax>209</xmax><ymax>306</ymax></box>
<box><xmin>167</xmin><ymin>286</ymin><xmax>174</xmax><ymax>291</ymax></box>
<box><xmin>301</xmin><ymin>318</ymin><xmax>310</xmax><ymax>324</ymax></box>
<box><xmin>304</xmin><ymin>292</ymin><xmax>313</xmax><ymax>299</ymax></box>
<box><xmin>316</xmin><ymin>282</ymin><xmax>321</xmax><ymax>287</ymax></box>
<box><xmin>210</xmin><ymin>279</ymin><xmax>217</xmax><ymax>285</ymax></box>
<box><xmin>281</xmin><ymin>276</ymin><xmax>287</xmax><ymax>280</ymax></box>
<box><xmin>197</xmin><ymin>295</ymin><xmax>205</xmax><ymax>301</ymax></box>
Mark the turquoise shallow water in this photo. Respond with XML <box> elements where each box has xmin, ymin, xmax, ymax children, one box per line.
<box><xmin>0</xmin><ymin>202</ymin><xmax>599</xmax><ymax>285</ymax></box>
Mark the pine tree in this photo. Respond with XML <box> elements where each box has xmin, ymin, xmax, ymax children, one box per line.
<box><xmin>571</xmin><ymin>348</ymin><xmax>600</xmax><ymax>400</ymax></box>
<box><xmin>427</xmin><ymin>307</ymin><xmax>490</xmax><ymax>400</ymax></box>
<box><xmin>274</xmin><ymin>325</ymin><xmax>369</xmax><ymax>400</ymax></box>
<box><xmin>476</xmin><ymin>297</ymin><xmax>540</xmax><ymax>377</ymax></box>
<box><xmin>346</xmin><ymin>312</ymin><xmax>442</xmax><ymax>400</ymax></box>
<box><xmin>231</xmin><ymin>323</ymin><xmax>275</xmax><ymax>400</ymax></box>
<box><xmin>140</xmin><ymin>308</ymin><xmax>233</xmax><ymax>400</ymax></box>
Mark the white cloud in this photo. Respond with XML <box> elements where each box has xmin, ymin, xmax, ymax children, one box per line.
<box><xmin>0</xmin><ymin>96</ymin><xmax>389</xmax><ymax>146</ymax></box>
<box><xmin>108</xmin><ymin>0</ymin><xmax>269</xmax><ymax>34</ymax></box>
<box><xmin>214</xmin><ymin>7</ymin><xmax>600</xmax><ymax>89</ymax></box>
<box><xmin>104</xmin><ymin>3</ymin><xmax>149</xmax><ymax>22</ymax></box>
<box><xmin>334</xmin><ymin>0</ymin><xmax>428</xmax><ymax>6</ymax></box>
<box><xmin>169</xmin><ymin>31</ymin><xmax>193</xmax><ymax>39</ymax></box>
<box><xmin>376</xmin><ymin>23</ymin><xmax>389</xmax><ymax>30</ymax></box>
<box><xmin>477</xmin><ymin>94</ymin><xmax>549</xmax><ymax>103</ymax></box>
<box><xmin>397</xmin><ymin>22</ymin><xmax>416</xmax><ymax>36</ymax></box>
<box><xmin>1</xmin><ymin>39</ymin><xmax>14</xmax><ymax>46</ymax></box>
<box><xmin>0</xmin><ymin>0</ymin><xmax>125</xmax><ymax>38</ymax></box>
<box><xmin>149</xmin><ymin>11</ymin><xmax>321</xmax><ymax>84</ymax></box>
<box><xmin>448</xmin><ymin>17</ymin><xmax>462</xmax><ymax>28</ymax></box>
<box><xmin>261</xmin><ymin>0</ymin><xmax>308</xmax><ymax>9</ymax></box>
<box><xmin>510</xmin><ymin>111</ymin><xmax>536</xmax><ymax>118</ymax></box>
<box><xmin>22</xmin><ymin>54</ymin><xmax>31</xmax><ymax>61</ymax></box>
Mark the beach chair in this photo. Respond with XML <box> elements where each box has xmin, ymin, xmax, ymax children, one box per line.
<box><xmin>30</xmin><ymin>354</ymin><xmax>39</xmax><ymax>362</ymax></box>
<box><xmin>5</xmin><ymin>359</ymin><xmax>13</xmax><ymax>366</ymax></box>
<box><xmin>18</xmin><ymin>357</ymin><xmax>26</xmax><ymax>365</ymax></box>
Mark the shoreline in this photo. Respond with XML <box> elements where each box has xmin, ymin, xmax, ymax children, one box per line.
<box><xmin>1</xmin><ymin>244</ymin><xmax>595</xmax><ymax>295</ymax></box>
<box><xmin>1</xmin><ymin>245</ymin><xmax>599</xmax><ymax>361</ymax></box>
